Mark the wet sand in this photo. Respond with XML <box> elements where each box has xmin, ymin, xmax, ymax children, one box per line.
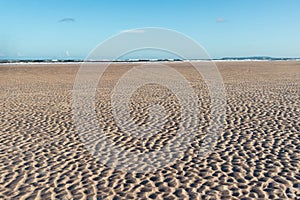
<box><xmin>0</xmin><ymin>61</ymin><xmax>299</xmax><ymax>199</ymax></box>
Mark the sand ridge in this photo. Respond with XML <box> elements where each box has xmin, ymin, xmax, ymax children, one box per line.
<box><xmin>0</xmin><ymin>61</ymin><xmax>299</xmax><ymax>199</ymax></box>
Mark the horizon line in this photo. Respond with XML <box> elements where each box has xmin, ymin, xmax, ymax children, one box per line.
<box><xmin>1</xmin><ymin>56</ymin><xmax>300</xmax><ymax>64</ymax></box>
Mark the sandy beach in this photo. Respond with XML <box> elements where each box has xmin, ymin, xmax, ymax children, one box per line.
<box><xmin>0</xmin><ymin>61</ymin><xmax>299</xmax><ymax>199</ymax></box>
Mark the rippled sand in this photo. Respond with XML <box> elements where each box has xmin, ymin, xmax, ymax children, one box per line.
<box><xmin>0</xmin><ymin>61</ymin><xmax>299</xmax><ymax>199</ymax></box>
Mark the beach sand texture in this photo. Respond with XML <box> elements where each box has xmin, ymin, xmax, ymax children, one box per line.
<box><xmin>0</xmin><ymin>61</ymin><xmax>299</xmax><ymax>199</ymax></box>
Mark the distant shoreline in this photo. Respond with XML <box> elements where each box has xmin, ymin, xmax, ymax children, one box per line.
<box><xmin>0</xmin><ymin>57</ymin><xmax>300</xmax><ymax>64</ymax></box>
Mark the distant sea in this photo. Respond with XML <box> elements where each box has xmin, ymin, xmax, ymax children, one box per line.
<box><xmin>0</xmin><ymin>56</ymin><xmax>299</xmax><ymax>64</ymax></box>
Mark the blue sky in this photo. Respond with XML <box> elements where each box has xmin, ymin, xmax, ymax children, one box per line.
<box><xmin>1</xmin><ymin>0</ymin><xmax>300</xmax><ymax>59</ymax></box>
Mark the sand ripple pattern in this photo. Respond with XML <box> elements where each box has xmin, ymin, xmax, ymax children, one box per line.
<box><xmin>0</xmin><ymin>62</ymin><xmax>299</xmax><ymax>199</ymax></box>
<box><xmin>72</xmin><ymin>62</ymin><xmax>225</xmax><ymax>173</ymax></box>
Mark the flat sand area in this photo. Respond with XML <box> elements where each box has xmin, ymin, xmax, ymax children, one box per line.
<box><xmin>0</xmin><ymin>61</ymin><xmax>299</xmax><ymax>199</ymax></box>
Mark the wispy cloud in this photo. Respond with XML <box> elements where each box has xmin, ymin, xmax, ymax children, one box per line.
<box><xmin>216</xmin><ymin>18</ymin><xmax>226</xmax><ymax>23</ymax></box>
<box><xmin>58</xmin><ymin>18</ymin><xmax>75</xmax><ymax>23</ymax></box>
<box><xmin>65</xmin><ymin>50</ymin><xmax>70</xmax><ymax>57</ymax></box>
<box><xmin>120</xmin><ymin>29</ymin><xmax>146</xmax><ymax>34</ymax></box>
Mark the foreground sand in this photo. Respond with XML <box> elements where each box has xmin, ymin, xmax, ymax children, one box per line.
<box><xmin>0</xmin><ymin>61</ymin><xmax>299</xmax><ymax>199</ymax></box>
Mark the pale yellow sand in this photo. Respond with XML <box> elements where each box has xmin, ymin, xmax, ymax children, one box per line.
<box><xmin>0</xmin><ymin>61</ymin><xmax>299</xmax><ymax>199</ymax></box>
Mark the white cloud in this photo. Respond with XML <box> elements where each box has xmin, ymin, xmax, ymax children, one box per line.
<box><xmin>216</xmin><ymin>18</ymin><xmax>226</xmax><ymax>23</ymax></box>
<box><xmin>65</xmin><ymin>50</ymin><xmax>70</xmax><ymax>57</ymax></box>
<box><xmin>120</xmin><ymin>29</ymin><xmax>146</xmax><ymax>34</ymax></box>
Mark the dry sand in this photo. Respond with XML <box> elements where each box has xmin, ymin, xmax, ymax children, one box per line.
<box><xmin>0</xmin><ymin>61</ymin><xmax>299</xmax><ymax>199</ymax></box>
